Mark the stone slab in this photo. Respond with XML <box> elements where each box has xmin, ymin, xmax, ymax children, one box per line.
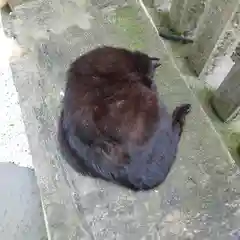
<box><xmin>7</xmin><ymin>0</ymin><xmax>240</xmax><ymax>239</ymax></box>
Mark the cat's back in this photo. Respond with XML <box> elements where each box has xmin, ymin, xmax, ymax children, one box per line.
<box><xmin>68</xmin><ymin>46</ymin><xmax>139</xmax><ymax>78</ymax></box>
<box><xmin>63</xmin><ymin>46</ymin><xmax>159</xmax><ymax>138</ymax></box>
<box><xmin>64</xmin><ymin>46</ymin><xmax>137</xmax><ymax>108</ymax></box>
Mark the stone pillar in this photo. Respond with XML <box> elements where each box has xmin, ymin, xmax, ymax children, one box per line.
<box><xmin>210</xmin><ymin>62</ymin><xmax>240</xmax><ymax>122</ymax></box>
<box><xmin>187</xmin><ymin>0</ymin><xmax>240</xmax><ymax>86</ymax></box>
<box><xmin>169</xmin><ymin>0</ymin><xmax>208</xmax><ymax>36</ymax></box>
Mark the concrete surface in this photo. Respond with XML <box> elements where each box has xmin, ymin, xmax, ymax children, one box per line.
<box><xmin>3</xmin><ymin>0</ymin><xmax>240</xmax><ymax>239</ymax></box>
<box><xmin>0</xmin><ymin>164</ymin><xmax>47</xmax><ymax>240</ymax></box>
<box><xmin>0</xmin><ymin>12</ymin><xmax>47</xmax><ymax>240</ymax></box>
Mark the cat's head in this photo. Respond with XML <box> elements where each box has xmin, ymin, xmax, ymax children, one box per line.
<box><xmin>132</xmin><ymin>51</ymin><xmax>161</xmax><ymax>89</ymax></box>
<box><xmin>132</xmin><ymin>51</ymin><xmax>161</xmax><ymax>78</ymax></box>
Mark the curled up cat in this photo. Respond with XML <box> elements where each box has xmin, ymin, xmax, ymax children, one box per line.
<box><xmin>58</xmin><ymin>46</ymin><xmax>191</xmax><ymax>191</ymax></box>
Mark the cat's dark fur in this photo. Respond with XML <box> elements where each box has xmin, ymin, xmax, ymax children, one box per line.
<box><xmin>58</xmin><ymin>46</ymin><xmax>191</xmax><ymax>191</ymax></box>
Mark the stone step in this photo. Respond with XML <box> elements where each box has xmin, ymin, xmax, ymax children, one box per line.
<box><xmin>7</xmin><ymin>0</ymin><xmax>240</xmax><ymax>239</ymax></box>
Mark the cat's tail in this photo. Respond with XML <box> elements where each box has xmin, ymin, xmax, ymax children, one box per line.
<box><xmin>172</xmin><ymin>103</ymin><xmax>191</xmax><ymax>136</ymax></box>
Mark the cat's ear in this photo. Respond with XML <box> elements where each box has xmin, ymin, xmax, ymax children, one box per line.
<box><xmin>149</xmin><ymin>57</ymin><xmax>161</xmax><ymax>69</ymax></box>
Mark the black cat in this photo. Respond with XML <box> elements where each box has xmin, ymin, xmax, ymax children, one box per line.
<box><xmin>58</xmin><ymin>46</ymin><xmax>191</xmax><ymax>191</ymax></box>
